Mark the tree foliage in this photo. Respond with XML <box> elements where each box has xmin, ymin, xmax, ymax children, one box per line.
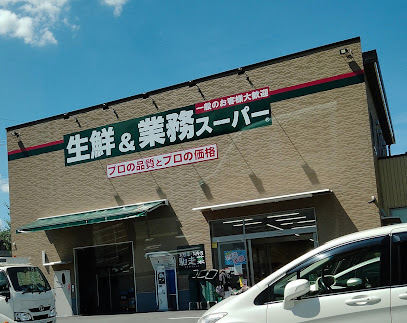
<box><xmin>0</xmin><ymin>204</ymin><xmax>11</xmax><ymax>251</ymax></box>
<box><xmin>0</xmin><ymin>219</ymin><xmax>11</xmax><ymax>251</ymax></box>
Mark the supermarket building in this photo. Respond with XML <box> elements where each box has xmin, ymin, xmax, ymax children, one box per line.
<box><xmin>6</xmin><ymin>37</ymin><xmax>396</xmax><ymax>316</ymax></box>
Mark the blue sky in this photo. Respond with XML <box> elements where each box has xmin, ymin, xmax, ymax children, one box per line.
<box><xmin>0</xmin><ymin>0</ymin><xmax>406</xmax><ymax>225</ymax></box>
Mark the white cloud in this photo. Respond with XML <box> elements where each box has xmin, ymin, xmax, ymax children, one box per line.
<box><xmin>0</xmin><ymin>0</ymin><xmax>68</xmax><ymax>45</ymax></box>
<box><xmin>62</xmin><ymin>17</ymin><xmax>78</xmax><ymax>31</ymax></box>
<box><xmin>0</xmin><ymin>176</ymin><xmax>8</xmax><ymax>193</ymax></box>
<box><xmin>0</xmin><ymin>9</ymin><xmax>33</xmax><ymax>43</ymax></box>
<box><xmin>0</xmin><ymin>0</ymin><xmax>127</xmax><ymax>46</ymax></box>
<box><xmin>101</xmin><ymin>0</ymin><xmax>128</xmax><ymax>17</ymax></box>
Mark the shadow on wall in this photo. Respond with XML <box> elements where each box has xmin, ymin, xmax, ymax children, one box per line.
<box><xmin>315</xmin><ymin>193</ymin><xmax>358</xmax><ymax>244</ymax></box>
<box><xmin>114</xmin><ymin>195</ymin><xmax>125</xmax><ymax>206</ymax></box>
<box><xmin>199</xmin><ymin>180</ymin><xmax>214</xmax><ymax>201</ymax></box>
<box><xmin>302</xmin><ymin>163</ymin><xmax>320</xmax><ymax>185</ymax></box>
<box><xmin>45</xmin><ymin>225</ymin><xmax>94</xmax><ymax>265</ymax></box>
<box><xmin>249</xmin><ymin>172</ymin><xmax>266</xmax><ymax>194</ymax></box>
<box><xmin>348</xmin><ymin>61</ymin><xmax>362</xmax><ymax>73</ymax></box>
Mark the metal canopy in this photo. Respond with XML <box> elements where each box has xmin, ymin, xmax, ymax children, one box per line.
<box><xmin>192</xmin><ymin>189</ymin><xmax>332</xmax><ymax>211</ymax></box>
<box><xmin>16</xmin><ymin>199</ymin><xmax>167</xmax><ymax>233</ymax></box>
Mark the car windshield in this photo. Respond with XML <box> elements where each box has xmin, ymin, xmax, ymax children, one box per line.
<box><xmin>7</xmin><ymin>267</ymin><xmax>51</xmax><ymax>293</ymax></box>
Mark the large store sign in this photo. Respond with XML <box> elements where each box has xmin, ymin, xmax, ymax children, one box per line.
<box><xmin>64</xmin><ymin>87</ymin><xmax>272</xmax><ymax>166</ymax></box>
<box><xmin>107</xmin><ymin>144</ymin><xmax>218</xmax><ymax>178</ymax></box>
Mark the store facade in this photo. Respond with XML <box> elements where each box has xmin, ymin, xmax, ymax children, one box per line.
<box><xmin>7</xmin><ymin>37</ymin><xmax>395</xmax><ymax>315</ymax></box>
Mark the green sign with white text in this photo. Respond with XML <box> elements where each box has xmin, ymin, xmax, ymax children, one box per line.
<box><xmin>64</xmin><ymin>89</ymin><xmax>272</xmax><ymax>166</ymax></box>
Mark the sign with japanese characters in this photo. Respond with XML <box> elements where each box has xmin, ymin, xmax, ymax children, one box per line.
<box><xmin>107</xmin><ymin>144</ymin><xmax>218</xmax><ymax>178</ymax></box>
<box><xmin>195</xmin><ymin>87</ymin><xmax>270</xmax><ymax>113</ymax></box>
<box><xmin>177</xmin><ymin>244</ymin><xmax>206</xmax><ymax>271</ymax></box>
<box><xmin>64</xmin><ymin>87</ymin><xmax>272</xmax><ymax>166</ymax></box>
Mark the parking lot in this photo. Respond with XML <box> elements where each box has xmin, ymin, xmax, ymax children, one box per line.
<box><xmin>57</xmin><ymin>311</ymin><xmax>205</xmax><ymax>323</ymax></box>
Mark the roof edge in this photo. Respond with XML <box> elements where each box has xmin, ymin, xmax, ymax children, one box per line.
<box><xmin>192</xmin><ymin>189</ymin><xmax>332</xmax><ymax>212</ymax></box>
<box><xmin>7</xmin><ymin>37</ymin><xmax>361</xmax><ymax>131</ymax></box>
<box><xmin>363</xmin><ymin>50</ymin><xmax>395</xmax><ymax>145</ymax></box>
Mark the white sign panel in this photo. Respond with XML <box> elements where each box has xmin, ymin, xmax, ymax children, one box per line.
<box><xmin>107</xmin><ymin>144</ymin><xmax>218</xmax><ymax>178</ymax></box>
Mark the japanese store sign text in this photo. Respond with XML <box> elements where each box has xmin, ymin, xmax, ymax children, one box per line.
<box><xmin>195</xmin><ymin>87</ymin><xmax>270</xmax><ymax>114</ymax></box>
<box><xmin>107</xmin><ymin>144</ymin><xmax>218</xmax><ymax>178</ymax></box>
<box><xmin>178</xmin><ymin>244</ymin><xmax>206</xmax><ymax>271</ymax></box>
<box><xmin>64</xmin><ymin>87</ymin><xmax>271</xmax><ymax>166</ymax></box>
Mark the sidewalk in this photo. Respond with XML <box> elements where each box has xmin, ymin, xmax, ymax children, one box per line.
<box><xmin>57</xmin><ymin>310</ymin><xmax>205</xmax><ymax>323</ymax></box>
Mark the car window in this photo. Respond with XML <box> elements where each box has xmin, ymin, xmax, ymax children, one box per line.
<box><xmin>0</xmin><ymin>271</ymin><xmax>8</xmax><ymax>292</ymax></box>
<box><xmin>391</xmin><ymin>232</ymin><xmax>407</xmax><ymax>286</ymax></box>
<box><xmin>7</xmin><ymin>267</ymin><xmax>51</xmax><ymax>292</ymax></box>
<box><xmin>255</xmin><ymin>236</ymin><xmax>389</xmax><ymax>305</ymax></box>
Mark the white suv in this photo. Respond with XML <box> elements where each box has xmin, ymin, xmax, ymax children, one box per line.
<box><xmin>198</xmin><ymin>223</ymin><xmax>407</xmax><ymax>323</ymax></box>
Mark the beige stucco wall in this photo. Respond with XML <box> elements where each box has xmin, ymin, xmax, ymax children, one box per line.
<box><xmin>7</xmin><ymin>38</ymin><xmax>381</xmax><ymax>285</ymax></box>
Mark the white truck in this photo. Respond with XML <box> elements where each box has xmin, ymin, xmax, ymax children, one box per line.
<box><xmin>0</xmin><ymin>257</ymin><xmax>56</xmax><ymax>323</ymax></box>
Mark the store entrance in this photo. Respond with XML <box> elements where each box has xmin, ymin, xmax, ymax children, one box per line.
<box><xmin>215</xmin><ymin>234</ymin><xmax>315</xmax><ymax>288</ymax></box>
<box><xmin>75</xmin><ymin>242</ymin><xmax>136</xmax><ymax>315</ymax></box>
<box><xmin>217</xmin><ymin>241</ymin><xmax>249</xmax><ymax>288</ymax></box>
<box><xmin>211</xmin><ymin>208</ymin><xmax>319</xmax><ymax>287</ymax></box>
<box><xmin>249</xmin><ymin>234</ymin><xmax>315</xmax><ymax>284</ymax></box>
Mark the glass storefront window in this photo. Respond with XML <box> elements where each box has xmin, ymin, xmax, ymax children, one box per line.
<box><xmin>250</xmin><ymin>234</ymin><xmax>315</xmax><ymax>283</ymax></box>
<box><xmin>210</xmin><ymin>208</ymin><xmax>316</xmax><ymax>237</ymax></box>
<box><xmin>211</xmin><ymin>218</ymin><xmax>244</xmax><ymax>237</ymax></box>
<box><xmin>210</xmin><ymin>208</ymin><xmax>317</xmax><ymax>286</ymax></box>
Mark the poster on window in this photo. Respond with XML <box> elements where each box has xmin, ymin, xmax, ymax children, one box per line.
<box><xmin>224</xmin><ymin>250</ymin><xmax>247</xmax><ymax>266</ymax></box>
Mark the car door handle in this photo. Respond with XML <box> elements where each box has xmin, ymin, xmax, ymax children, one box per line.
<box><xmin>345</xmin><ymin>296</ymin><xmax>381</xmax><ymax>306</ymax></box>
<box><xmin>398</xmin><ymin>293</ymin><xmax>407</xmax><ymax>300</ymax></box>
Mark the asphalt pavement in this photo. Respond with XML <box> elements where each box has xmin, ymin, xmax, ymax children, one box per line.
<box><xmin>57</xmin><ymin>311</ymin><xmax>206</xmax><ymax>323</ymax></box>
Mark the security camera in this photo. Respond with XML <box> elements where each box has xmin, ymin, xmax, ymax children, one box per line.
<box><xmin>368</xmin><ymin>196</ymin><xmax>376</xmax><ymax>204</ymax></box>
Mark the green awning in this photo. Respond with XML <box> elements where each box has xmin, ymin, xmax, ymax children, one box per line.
<box><xmin>16</xmin><ymin>200</ymin><xmax>167</xmax><ymax>233</ymax></box>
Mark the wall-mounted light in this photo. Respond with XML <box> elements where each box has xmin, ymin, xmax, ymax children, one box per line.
<box><xmin>63</xmin><ymin>113</ymin><xmax>70</xmax><ymax>119</ymax></box>
<box><xmin>368</xmin><ymin>196</ymin><xmax>376</xmax><ymax>204</ymax></box>
<box><xmin>339</xmin><ymin>48</ymin><xmax>354</xmax><ymax>60</ymax></box>
<box><xmin>103</xmin><ymin>103</ymin><xmax>119</xmax><ymax>118</ymax></box>
<box><xmin>12</xmin><ymin>131</ymin><xmax>20</xmax><ymax>138</ymax></box>
<box><xmin>237</xmin><ymin>68</ymin><xmax>254</xmax><ymax>86</ymax></box>
<box><xmin>151</xmin><ymin>98</ymin><xmax>159</xmax><ymax>111</ymax></box>
<box><xmin>190</xmin><ymin>82</ymin><xmax>205</xmax><ymax>100</ymax></box>
<box><xmin>142</xmin><ymin>93</ymin><xmax>159</xmax><ymax>110</ymax></box>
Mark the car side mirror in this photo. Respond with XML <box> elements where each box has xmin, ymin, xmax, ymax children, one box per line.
<box><xmin>0</xmin><ymin>289</ymin><xmax>10</xmax><ymax>302</ymax></box>
<box><xmin>347</xmin><ymin>278</ymin><xmax>363</xmax><ymax>287</ymax></box>
<box><xmin>283</xmin><ymin>279</ymin><xmax>310</xmax><ymax>310</ymax></box>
